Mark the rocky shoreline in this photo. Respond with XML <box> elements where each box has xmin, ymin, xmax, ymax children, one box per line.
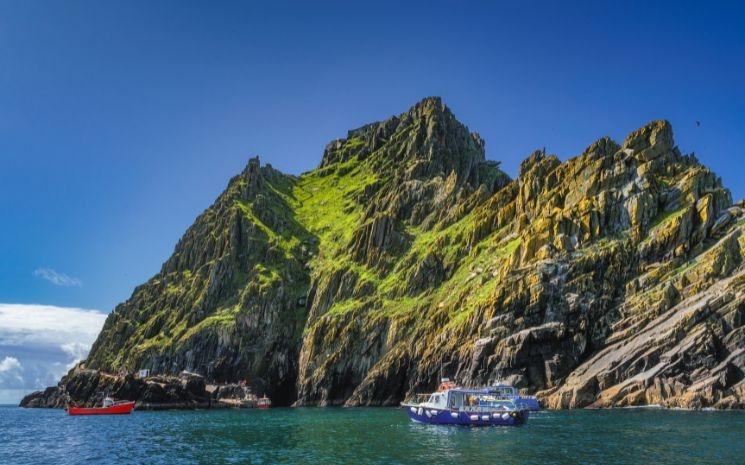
<box><xmin>20</xmin><ymin>365</ymin><xmax>261</xmax><ymax>410</ymax></box>
<box><xmin>22</xmin><ymin>361</ymin><xmax>744</xmax><ymax>411</ymax></box>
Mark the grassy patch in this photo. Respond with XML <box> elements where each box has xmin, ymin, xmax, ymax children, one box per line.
<box><xmin>292</xmin><ymin>156</ymin><xmax>376</xmax><ymax>253</ymax></box>
<box><xmin>177</xmin><ymin>306</ymin><xmax>240</xmax><ymax>343</ymax></box>
<box><xmin>345</xmin><ymin>137</ymin><xmax>365</xmax><ymax>150</ymax></box>
<box><xmin>324</xmin><ymin>298</ymin><xmax>368</xmax><ymax>318</ymax></box>
<box><xmin>648</xmin><ymin>207</ymin><xmax>687</xmax><ymax>232</ymax></box>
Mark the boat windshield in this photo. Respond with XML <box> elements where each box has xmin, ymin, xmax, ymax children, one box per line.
<box><xmin>427</xmin><ymin>392</ymin><xmax>447</xmax><ymax>408</ymax></box>
<box><xmin>490</xmin><ymin>385</ymin><xmax>517</xmax><ymax>396</ymax></box>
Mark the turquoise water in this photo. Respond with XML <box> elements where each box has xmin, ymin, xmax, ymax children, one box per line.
<box><xmin>1</xmin><ymin>406</ymin><xmax>743</xmax><ymax>464</ymax></box>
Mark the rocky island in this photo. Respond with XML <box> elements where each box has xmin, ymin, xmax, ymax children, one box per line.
<box><xmin>22</xmin><ymin>97</ymin><xmax>744</xmax><ymax>410</ymax></box>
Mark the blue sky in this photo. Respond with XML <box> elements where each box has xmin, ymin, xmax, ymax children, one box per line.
<box><xmin>1</xmin><ymin>1</ymin><xmax>744</xmax><ymax>401</ymax></box>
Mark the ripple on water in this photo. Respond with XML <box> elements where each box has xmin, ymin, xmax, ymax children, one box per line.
<box><xmin>1</xmin><ymin>406</ymin><xmax>743</xmax><ymax>465</ymax></box>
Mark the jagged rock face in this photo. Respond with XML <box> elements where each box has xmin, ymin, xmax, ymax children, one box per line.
<box><xmin>85</xmin><ymin>158</ymin><xmax>314</xmax><ymax>405</ymax></box>
<box><xmin>323</xmin><ymin>97</ymin><xmax>509</xmax><ymax>234</ymax></box>
<box><xmin>38</xmin><ymin>97</ymin><xmax>744</xmax><ymax>410</ymax></box>
<box><xmin>294</xmin><ymin>110</ymin><xmax>743</xmax><ymax>409</ymax></box>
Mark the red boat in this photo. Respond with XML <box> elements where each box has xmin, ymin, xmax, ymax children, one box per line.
<box><xmin>257</xmin><ymin>395</ymin><xmax>271</xmax><ymax>409</ymax></box>
<box><xmin>67</xmin><ymin>397</ymin><xmax>135</xmax><ymax>416</ymax></box>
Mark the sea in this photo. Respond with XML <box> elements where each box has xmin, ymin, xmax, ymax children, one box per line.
<box><xmin>1</xmin><ymin>406</ymin><xmax>743</xmax><ymax>464</ymax></box>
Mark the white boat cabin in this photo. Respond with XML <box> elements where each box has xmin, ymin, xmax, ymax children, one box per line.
<box><xmin>418</xmin><ymin>389</ymin><xmax>515</xmax><ymax>412</ymax></box>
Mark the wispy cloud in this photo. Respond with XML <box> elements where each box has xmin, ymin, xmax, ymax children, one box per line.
<box><xmin>33</xmin><ymin>268</ymin><xmax>82</xmax><ymax>287</ymax></box>
<box><xmin>0</xmin><ymin>303</ymin><xmax>107</xmax><ymax>404</ymax></box>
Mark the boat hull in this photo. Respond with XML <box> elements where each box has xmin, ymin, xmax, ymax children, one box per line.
<box><xmin>404</xmin><ymin>406</ymin><xmax>528</xmax><ymax>426</ymax></box>
<box><xmin>67</xmin><ymin>402</ymin><xmax>135</xmax><ymax>416</ymax></box>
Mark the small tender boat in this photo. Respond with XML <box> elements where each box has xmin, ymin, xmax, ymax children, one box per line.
<box><xmin>257</xmin><ymin>395</ymin><xmax>271</xmax><ymax>409</ymax></box>
<box><xmin>402</xmin><ymin>379</ymin><xmax>529</xmax><ymax>426</ymax></box>
<box><xmin>67</xmin><ymin>397</ymin><xmax>135</xmax><ymax>416</ymax></box>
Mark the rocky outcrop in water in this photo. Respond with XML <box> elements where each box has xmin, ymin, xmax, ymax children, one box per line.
<box><xmin>23</xmin><ymin>97</ymin><xmax>745</xmax><ymax>410</ymax></box>
<box><xmin>20</xmin><ymin>365</ymin><xmax>210</xmax><ymax>409</ymax></box>
<box><xmin>19</xmin><ymin>364</ymin><xmax>260</xmax><ymax>409</ymax></box>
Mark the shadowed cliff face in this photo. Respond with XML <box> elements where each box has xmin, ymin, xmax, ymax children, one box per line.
<box><xmin>86</xmin><ymin>159</ymin><xmax>314</xmax><ymax>405</ymax></box>
<box><xmin>36</xmin><ymin>97</ymin><xmax>744</xmax><ymax>409</ymax></box>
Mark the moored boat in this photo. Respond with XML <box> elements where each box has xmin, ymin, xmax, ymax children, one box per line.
<box><xmin>257</xmin><ymin>395</ymin><xmax>271</xmax><ymax>409</ymax></box>
<box><xmin>402</xmin><ymin>380</ymin><xmax>528</xmax><ymax>426</ymax></box>
<box><xmin>67</xmin><ymin>397</ymin><xmax>135</xmax><ymax>416</ymax></box>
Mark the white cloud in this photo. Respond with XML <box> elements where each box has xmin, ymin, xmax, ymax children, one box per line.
<box><xmin>33</xmin><ymin>268</ymin><xmax>82</xmax><ymax>287</ymax></box>
<box><xmin>0</xmin><ymin>303</ymin><xmax>107</xmax><ymax>404</ymax></box>
<box><xmin>60</xmin><ymin>341</ymin><xmax>90</xmax><ymax>360</ymax></box>
<box><xmin>0</xmin><ymin>356</ymin><xmax>23</xmax><ymax>388</ymax></box>
<box><xmin>0</xmin><ymin>356</ymin><xmax>22</xmax><ymax>372</ymax></box>
<box><xmin>0</xmin><ymin>303</ymin><xmax>105</xmax><ymax>347</ymax></box>
<box><xmin>60</xmin><ymin>341</ymin><xmax>92</xmax><ymax>369</ymax></box>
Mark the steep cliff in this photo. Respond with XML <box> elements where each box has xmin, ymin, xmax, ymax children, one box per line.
<box><xmin>86</xmin><ymin>158</ymin><xmax>314</xmax><ymax>404</ymax></box>
<box><xmin>24</xmin><ymin>97</ymin><xmax>745</xmax><ymax>409</ymax></box>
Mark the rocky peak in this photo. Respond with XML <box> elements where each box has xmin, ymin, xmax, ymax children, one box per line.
<box><xmin>400</xmin><ymin>97</ymin><xmax>488</xmax><ymax>185</ymax></box>
<box><xmin>239</xmin><ymin>156</ymin><xmax>287</xmax><ymax>201</ymax></box>
<box><xmin>330</xmin><ymin>99</ymin><xmax>511</xmax><ymax>267</ymax></box>
<box><xmin>320</xmin><ymin>97</ymin><xmax>498</xmax><ymax>191</ymax></box>
<box><xmin>622</xmin><ymin>119</ymin><xmax>673</xmax><ymax>162</ymax></box>
<box><xmin>582</xmin><ymin>137</ymin><xmax>620</xmax><ymax>160</ymax></box>
<box><xmin>241</xmin><ymin>156</ymin><xmax>263</xmax><ymax>200</ymax></box>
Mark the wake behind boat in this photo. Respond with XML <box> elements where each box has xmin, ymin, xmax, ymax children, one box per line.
<box><xmin>67</xmin><ymin>397</ymin><xmax>135</xmax><ymax>416</ymax></box>
<box><xmin>401</xmin><ymin>379</ymin><xmax>529</xmax><ymax>426</ymax></box>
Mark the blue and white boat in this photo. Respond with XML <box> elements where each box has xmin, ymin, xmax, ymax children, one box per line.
<box><xmin>401</xmin><ymin>380</ymin><xmax>529</xmax><ymax>426</ymax></box>
<box><xmin>485</xmin><ymin>382</ymin><xmax>541</xmax><ymax>411</ymax></box>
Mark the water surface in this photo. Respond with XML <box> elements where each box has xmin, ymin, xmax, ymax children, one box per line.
<box><xmin>1</xmin><ymin>406</ymin><xmax>742</xmax><ymax>464</ymax></box>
